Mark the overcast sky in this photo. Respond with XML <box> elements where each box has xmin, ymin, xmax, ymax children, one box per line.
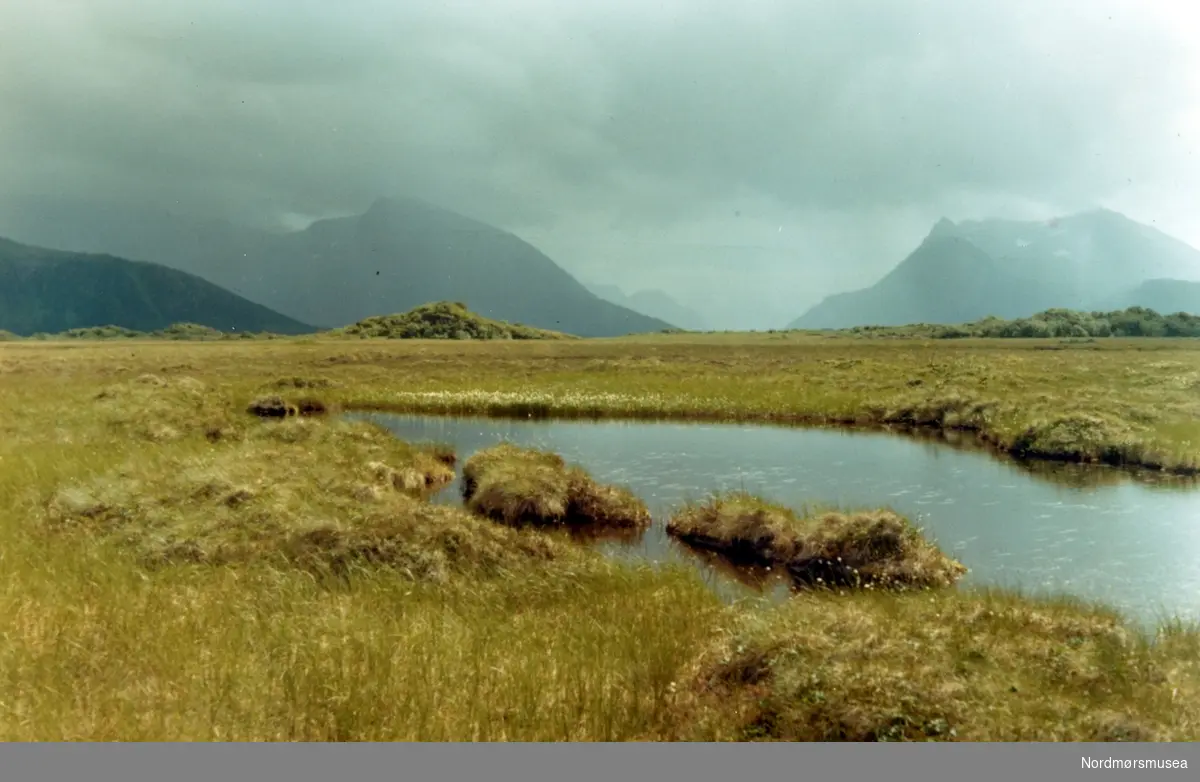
<box><xmin>3</xmin><ymin>0</ymin><xmax>1199</xmax><ymax>328</ymax></box>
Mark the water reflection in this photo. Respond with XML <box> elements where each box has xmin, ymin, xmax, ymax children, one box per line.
<box><xmin>355</xmin><ymin>412</ymin><xmax>1200</xmax><ymax>625</ymax></box>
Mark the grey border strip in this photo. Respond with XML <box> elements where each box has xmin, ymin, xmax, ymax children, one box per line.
<box><xmin>0</xmin><ymin>743</ymin><xmax>1195</xmax><ymax>782</ymax></box>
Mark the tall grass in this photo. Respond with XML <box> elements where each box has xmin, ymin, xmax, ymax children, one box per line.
<box><xmin>0</xmin><ymin>526</ymin><xmax>723</xmax><ymax>740</ymax></box>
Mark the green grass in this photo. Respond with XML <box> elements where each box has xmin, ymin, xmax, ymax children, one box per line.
<box><xmin>1</xmin><ymin>334</ymin><xmax>1199</xmax><ymax>740</ymax></box>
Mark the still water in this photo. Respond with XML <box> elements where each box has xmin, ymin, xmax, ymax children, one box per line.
<box><xmin>354</xmin><ymin>412</ymin><xmax>1200</xmax><ymax>625</ymax></box>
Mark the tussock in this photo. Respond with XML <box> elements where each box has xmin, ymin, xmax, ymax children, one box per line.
<box><xmin>246</xmin><ymin>395</ymin><xmax>294</xmax><ymax>418</ymax></box>
<box><xmin>461</xmin><ymin>444</ymin><xmax>651</xmax><ymax>530</ymax></box>
<box><xmin>1009</xmin><ymin>412</ymin><xmax>1166</xmax><ymax>468</ymax></box>
<box><xmin>675</xmin><ymin>590</ymin><xmax>1200</xmax><ymax>741</ymax></box>
<box><xmin>666</xmin><ymin>491</ymin><xmax>966</xmax><ymax>590</ymax></box>
<box><xmin>39</xmin><ymin>417</ymin><xmax>558</xmax><ymax>578</ymax></box>
<box><xmin>247</xmin><ymin>394</ymin><xmax>334</xmax><ymax>419</ymax></box>
<box><xmin>408</xmin><ymin>440</ymin><xmax>458</xmax><ymax>467</ymax></box>
<box><xmin>91</xmin><ymin>374</ymin><xmax>243</xmax><ymax>444</ymax></box>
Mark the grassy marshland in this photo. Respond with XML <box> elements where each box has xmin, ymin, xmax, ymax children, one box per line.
<box><xmin>462</xmin><ymin>444</ymin><xmax>651</xmax><ymax>531</ymax></box>
<box><xmin>0</xmin><ymin>334</ymin><xmax>1198</xmax><ymax>740</ymax></box>
<box><xmin>666</xmin><ymin>491</ymin><xmax>967</xmax><ymax>590</ymax></box>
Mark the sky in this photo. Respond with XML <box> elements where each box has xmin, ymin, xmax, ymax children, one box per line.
<box><xmin>2</xmin><ymin>0</ymin><xmax>1200</xmax><ymax>329</ymax></box>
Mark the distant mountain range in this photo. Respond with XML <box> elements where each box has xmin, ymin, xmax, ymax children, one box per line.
<box><xmin>0</xmin><ymin>196</ymin><xmax>673</xmax><ymax>338</ymax></box>
<box><xmin>789</xmin><ymin>209</ymin><xmax>1200</xmax><ymax>329</ymax></box>
<box><xmin>583</xmin><ymin>283</ymin><xmax>710</xmax><ymax>331</ymax></box>
<box><xmin>10</xmin><ymin>195</ymin><xmax>1199</xmax><ymax>338</ymax></box>
<box><xmin>0</xmin><ymin>237</ymin><xmax>315</xmax><ymax>337</ymax></box>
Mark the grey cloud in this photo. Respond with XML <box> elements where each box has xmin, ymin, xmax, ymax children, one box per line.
<box><xmin>1</xmin><ymin>0</ymin><xmax>1197</xmax><ymax>328</ymax></box>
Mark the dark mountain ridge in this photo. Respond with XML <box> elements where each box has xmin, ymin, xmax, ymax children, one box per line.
<box><xmin>0</xmin><ymin>237</ymin><xmax>316</xmax><ymax>337</ymax></box>
<box><xmin>1</xmin><ymin>196</ymin><xmax>674</xmax><ymax>337</ymax></box>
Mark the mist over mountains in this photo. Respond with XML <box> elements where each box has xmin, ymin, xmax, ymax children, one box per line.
<box><xmin>0</xmin><ymin>196</ymin><xmax>673</xmax><ymax>338</ymax></box>
<box><xmin>789</xmin><ymin>209</ymin><xmax>1200</xmax><ymax>330</ymax></box>
<box><xmin>582</xmin><ymin>283</ymin><xmax>711</xmax><ymax>332</ymax></box>
<box><xmin>7</xmin><ymin>192</ymin><xmax>1200</xmax><ymax>339</ymax></box>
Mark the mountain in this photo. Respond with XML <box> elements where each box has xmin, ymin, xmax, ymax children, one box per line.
<box><xmin>0</xmin><ymin>237</ymin><xmax>316</xmax><ymax>336</ymax></box>
<box><xmin>946</xmin><ymin>209</ymin><xmax>1200</xmax><ymax>306</ymax></box>
<box><xmin>789</xmin><ymin>232</ymin><xmax>1061</xmax><ymax>330</ymax></box>
<box><xmin>1100</xmin><ymin>278</ymin><xmax>1200</xmax><ymax>315</ymax></box>
<box><xmin>584</xmin><ymin>283</ymin><xmax>710</xmax><ymax>331</ymax></box>
<box><xmin>0</xmin><ymin>196</ymin><xmax>674</xmax><ymax>337</ymax></box>
<box><xmin>789</xmin><ymin>210</ymin><xmax>1200</xmax><ymax>330</ymax></box>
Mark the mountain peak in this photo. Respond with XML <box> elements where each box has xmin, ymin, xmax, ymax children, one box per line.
<box><xmin>362</xmin><ymin>195</ymin><xmax>418</xmax><ymax>217</ymax></box>
<box><xmin>358</xmin><ymin>195</ymin><xmax>496</xmax><ymax>235</ymax></box>
<box><xmin>929</xmin><ymin>217</ymin><xmax>957</xmax><ymax>237</ymax></box>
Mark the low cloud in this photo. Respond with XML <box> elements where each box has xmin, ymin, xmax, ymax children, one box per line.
<box><xmin>2</xmin><ymin>0</ymin><xmax>1198</xmax><ymax>327</ymax></box>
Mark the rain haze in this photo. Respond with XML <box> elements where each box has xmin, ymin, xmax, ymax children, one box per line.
<box><xmin>2</xmin><ymin>0</ymin><xmax>1200</xmax><ymax>329</ymax></box>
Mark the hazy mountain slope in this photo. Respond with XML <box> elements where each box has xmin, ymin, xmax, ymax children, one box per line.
<box><xmin>586</xmin><ymin>283</ymin><xmax>629</xmax><ymax>305</ymax></box>
<box><xmin>584</xmin><ymin>282</ymin><xmax>710</xmax><ymax>330</ymax></box>
<box><xmin>0</xmin><ymin>237</ymin><xmax>316</xmax><ymax>336</ymax></box>
<box><xmin>789</xmin><ymin>210</ymin><xmax>1200</xmax><ymax>330</ymax></box>
<box><xmin>1</xmin><ymin>196</ymin><xmax>674</xmax><ymax>337</ymax></box>
<box><xmin>948</xmin><ymin>209</ymin><xmax>1200</xmax><ymax>305</ymax></box>
<box><xmin>788</xmin><ymin>233</ymin><xmax>1056</xmax><ymax>329</ymax></box>
<box><xmin>1100</xmin><ymin>278</ymin><xmax>1200</xmax><ymax>315</ymax></box>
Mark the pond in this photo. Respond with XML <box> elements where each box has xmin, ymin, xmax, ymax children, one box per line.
<box><xmin>353</xmin><ymin>412</ymin><xmax>1200</xmax><ymax>626</ymax></box>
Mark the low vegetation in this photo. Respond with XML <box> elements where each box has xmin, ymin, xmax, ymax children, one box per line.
<box><xmin>462</xmin><ymin>444</ymin><xmax>651</xmax><ymax>530</ymax></box>
<box><xmin>828</xmin><ymin>306</ymin><xmax>1200</xmax><ymax>340</ymax></box>
<box><xmin>667</xmin><ymin>491</ymin><xmax>966</xmax><ymax>590</ymax></box>
<box><xmin>16</xmin><ymin>323</ymin><xmax>286</xmax><ymax>341</ymax></box>
<box><xmin>1</xmin><ymin>334</ymin><xmax>1199</xmax><ymax>740</ymax></box>
<box><xmin>3</xmin><ymin>302</ymin><xmax>573</xmax><ymax>342</ymax></box>
<box><xmin>42</xmin><ymin>389</ymin><xmax>561</xmax><ymax>578</ymax></box>
<box><xmin>676</xmin><ymin>590</ymin><xmax>1200</xmax><ymax>741</ymax></box>
<box><xmin>332</xmin><ymin>301</ymin><xmax>574</xmax><ymax>340</ymax></box>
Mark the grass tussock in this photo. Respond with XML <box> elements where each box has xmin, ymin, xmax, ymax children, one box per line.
<box><xmin>39</xmin><ymin>417</ymin><xmax>560</xmax><ymax>579</ymax></box>
<box><xmin>675</xmin><ymin>590</ymin><xmax>1200</xmax><ymax>741</ymax></box>
<box><xmin>1008</xmin><ymin>412</ymin><xmax>1169</xmax><ymax>469</ymax></box>
<box><xmin>461</xmin><ymin>444</ymin><xmax>651</xmax><ymax>531</ymax></box>
<box><xmin>246</xmin><ymin>393</ymin><xmax>336</xmax><ymax>419</ymax></box>
<box><xmin>407</xmin><ymin>440</ymin><xmax>458</xmax><ymax>468</ymax></box>
<box><xmin>666</xmin><ymin>491</ymin><xmax>966</xmax><ymax>591</ymax></box>
<box><xmin>93</xmin><ymin>374</ymin><xmax>244</xmax><ymax>444</ymax></box>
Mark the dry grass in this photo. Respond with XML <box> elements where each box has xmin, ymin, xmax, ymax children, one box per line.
<box><xmin>667</xmin><ymin>491</ymin><xmax>967</xmax><ymax>590</ymax></box>
<box><xmin>39</xmin><ymin>399</ymin><xmax>563</xmax><ymax>579</ymax></box>
<box><xmin>1</xmin><ymin>334</ymin><xmax>1199</xmax><ymax>741</ymax></box>
<box><xmin>675</xmin><ymin>590</ymin><xmax>1200</xmax><ymax>742</ymax></box>
<box><xmin>462</xmin><ymin>444</ymin><xmax>651</xmax><ymax>531</ymax></box>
